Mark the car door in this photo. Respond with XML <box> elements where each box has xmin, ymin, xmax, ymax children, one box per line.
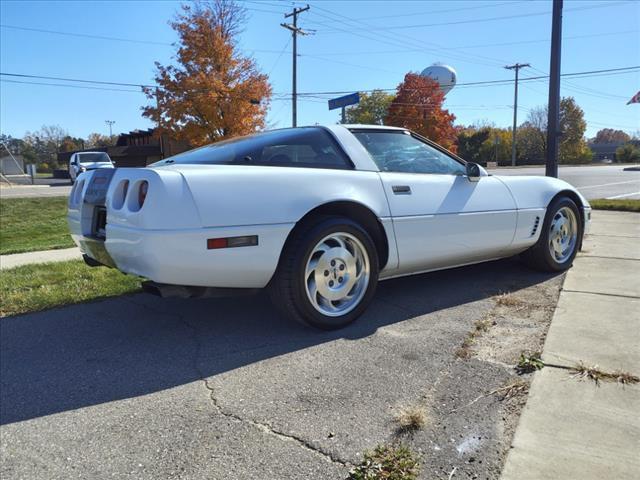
<box><xmin>351</xmin><ymin>129</ymin><xmax>517</xmax><ymax>274</ymax></box>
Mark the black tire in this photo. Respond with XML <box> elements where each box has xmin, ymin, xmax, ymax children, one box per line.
<box><xmin>521</xmin><ymin>196</ymin><xmax>583</xmax><ymax>272</ymax></box>
<box><xmin>269</xmin><ymin>216</ymin><xmax>379</xmax><ymax>330</ymax></box>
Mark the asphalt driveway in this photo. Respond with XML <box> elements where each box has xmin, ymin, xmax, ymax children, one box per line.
<box><xmin>1</xmin><ymin>258</ymin><xmax>562</xmax><ymax>479</ymax></box>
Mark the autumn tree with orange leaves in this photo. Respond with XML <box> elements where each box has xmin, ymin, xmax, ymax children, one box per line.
<box><xmin>142</xmin><ymin>0</ymin><xmax>272</xmax><ymax>147</ymax></box>
<box><xmin>385</xmin><ymin>73</ymin><xmax>458</xmax><ymax>152</ymax></box>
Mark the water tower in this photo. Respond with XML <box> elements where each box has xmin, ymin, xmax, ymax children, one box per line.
<box><xmin>420</xmin><ymin>63</ymin><xmax>457</xmax><ymax>95</ymax></box>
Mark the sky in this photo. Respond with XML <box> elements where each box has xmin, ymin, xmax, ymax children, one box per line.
<box><xmin>1</xmin><ymin>0</ymin><xmax>638</xmax><ymax>141</ymax></box>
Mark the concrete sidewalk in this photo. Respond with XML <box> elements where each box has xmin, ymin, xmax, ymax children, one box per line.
<box><xmin>0</xmin><ymin>247</ymin><xmax>81</xmax><ymax>270</ymax></box>
<box><xmin>501</xmin><ymin>210</ymin><xmax>640</xmax><ymax>479</ymax></box>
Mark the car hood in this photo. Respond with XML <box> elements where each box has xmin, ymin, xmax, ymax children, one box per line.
<box><xmin>80</xmin><ymin>162</ymin><xmax>114</xmax><ymax>169</ymax></box>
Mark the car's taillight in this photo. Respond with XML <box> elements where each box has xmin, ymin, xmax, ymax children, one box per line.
<box><xmin>122</xmin><ymin>180</ymin><xmax>129</xmax><ymax>200</ymax></box>
<box><xmin>138</xmin><ymin>181</ymin><xmax>148</xmax><ymax>208</ymax></box>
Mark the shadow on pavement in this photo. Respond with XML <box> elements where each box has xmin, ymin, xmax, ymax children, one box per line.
<box><xmin>0</xmin><ymin>257</ymin><xmax>558</xmax><ymax>425</ymax></box>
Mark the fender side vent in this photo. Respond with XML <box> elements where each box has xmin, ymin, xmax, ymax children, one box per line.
<box><xmin>531</xmin><ymin>216</ymin><xmax>541</xmax><ymax>236</ymax></box>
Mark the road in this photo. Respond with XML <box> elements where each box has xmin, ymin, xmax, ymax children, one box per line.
<box><xmin>489</xmin><ymin>164</ymin><xmax>640</xmax><ymax>200</ymax></box>
<box><xmin>1</xmin><ymin>164</ymin><xmax>639</xmax><ymax>200</ymax></box>
<box><xmin>1</xmin><ymin>257</ymin><xmax>563</xmax><ymax>479</ymax></box>
<box><xmin>0</xmin><ymin>178</ymin><xmax>72</xmax><ymax>199</ymax></box>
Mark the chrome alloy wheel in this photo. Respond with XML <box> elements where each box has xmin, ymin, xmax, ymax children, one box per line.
<box><xmin>548</xmin><ymin>206</ymin><xmax>578</xmax><ymax>263</ymax></box>
<box><xmin>304</xmin><ymin>232</ymin><xmax>370</xmax><ymax>317</ymax></box>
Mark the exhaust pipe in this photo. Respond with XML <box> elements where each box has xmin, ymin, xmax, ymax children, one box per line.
<box><xmin>142</xmin><ymin>281</ymin><xmax>259</xmax><ymax>299</ymax></box>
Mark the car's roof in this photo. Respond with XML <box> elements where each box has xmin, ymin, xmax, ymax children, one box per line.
<box><xmin>337</xmin><ymin>124</ymin><xmax>407</xmax><ymax>131</ymax></box>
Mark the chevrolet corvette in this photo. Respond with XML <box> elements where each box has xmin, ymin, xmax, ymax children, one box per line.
<box><xmin>68</xmin><ymin>125</ymin><xmax>590</xmax><ymax>329</ymax></box>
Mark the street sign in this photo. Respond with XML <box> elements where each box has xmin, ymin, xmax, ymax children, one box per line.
<box><xmin>328</xmin><ymin>92</ymin><xmax>360</xmax><ymax>111</ymax></box>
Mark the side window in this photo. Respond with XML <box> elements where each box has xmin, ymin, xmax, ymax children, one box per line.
<box><xmin>154</xmin><ymin>127</ymin><xmax>352</xmax><ymax>170</ymax></box>
<box><xmin>257</xmin><ymin>130</ymin><xmax>350</xmax><ymax>169</ymax></box>
<box><xmin>352</xmin><ymin>130</ymin><xmax>465</xmax><ymax>175</ymax></box>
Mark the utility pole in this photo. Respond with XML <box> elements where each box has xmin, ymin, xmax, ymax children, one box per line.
<box><xmin>156</xmin><ymin>87</ymin><xmax>164</xmax><ymax>158</ymax></box>
<box><xmin>281</xmin><ymin>5</ymin><xmax>310</xmax><ymax>128</ymax></box>
<box><xmin>504</xmin><ymin>63</ymin><xmax>530</xmax><ymax>166</ymax></box>
<box><xmin>105</xmin><ymin>120</ymin><xmax>115</xmax><ymax>137</ymax></box>
<box><xmin>546</xmin><ymin>0</ymin><xmax>563</xmax><ymax>178</ymax></box>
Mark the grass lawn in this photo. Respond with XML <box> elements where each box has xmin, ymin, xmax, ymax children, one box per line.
<box><xmin>0</xmin><ymin>260</ymin><xmax>141</xmax><ymax>317</ymax></box>
<box><xmin>0</xmin><ymin>196</ymin><xmax>75</xmax><ymax>255</ymax></box>
<box><xmin>590</xmin><ymin>199</ymin><xmax>640</xmax><ymax>213</ymax></box>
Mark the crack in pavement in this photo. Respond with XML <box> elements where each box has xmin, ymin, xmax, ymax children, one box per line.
<box><xmin>123</xmin><ymin>297</ymin><xmax>351</xmax><ymax>468</ymax></box>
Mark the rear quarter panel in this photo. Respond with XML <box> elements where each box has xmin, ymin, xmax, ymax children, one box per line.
<box><xmin>171</xmin><ymin>164</ymin><xmax>391</xmax><ymax>227</ymax></box>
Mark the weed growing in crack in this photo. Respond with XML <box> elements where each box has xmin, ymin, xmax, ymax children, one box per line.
<box><xmin>494</xmin><ymin>379</ymin><xmax>530</xmax><ymax>400</ymax></box>
<box><xmin>495</xmin><ymin>292</ymin><xmax>526</xmax><ymax>308</ymax></box>
<box><xmin>455</xmin><ymin>316</ymin><xmax>496</xmax><ymax>359</ymax></box>
<box><xmin>569</xmin><ymin>363</ymin><xmax>640</xmax><ymax>386</ymax></box>
<box><xmin>450</xmin><ymin>378</ymin><xmax>530</xmax><ymax>413</ymax></box>
<box><xmin>349</xmin><ymin>444</ymin><xmax>420</xmax><ymax>480</ymax></box>
<box><xmin>394</xmin><ymin>405</ymin><xmax>427</xmax><ymax>434</ymax></box>
<box><xmin>515</xmin><ymin>352</ymin><xmax>545</xmax><ymax>374</ymax></box>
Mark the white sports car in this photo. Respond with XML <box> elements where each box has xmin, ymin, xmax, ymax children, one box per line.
<box><xmin>68</xmin><ymin>125</ymin><xmax>590</xmax><ymax>329</ymax></box>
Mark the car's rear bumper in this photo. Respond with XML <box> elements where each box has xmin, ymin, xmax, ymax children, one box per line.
<box><xmin>69</xmin><ymin>218</ymin><xmax>294</xmax><ymax>288</ymax></box>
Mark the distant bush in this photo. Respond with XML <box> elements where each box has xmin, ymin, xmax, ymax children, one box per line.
<box><xmin>615</xmin><ymin>143</ymin><xmax>640</xmax><ymax>163</ymax></box>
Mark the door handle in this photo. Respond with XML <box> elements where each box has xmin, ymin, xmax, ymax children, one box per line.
<box><xmin>392</xmin><ymin>185</ymin><xmax>412</xmax><ymax>195</ymax></box>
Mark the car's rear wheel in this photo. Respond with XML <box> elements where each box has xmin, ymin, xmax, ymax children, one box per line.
<box><xmin>269</xmin><ymin>216</ymin><xmax>379</xmax><ymax>330</ymax></box>
<box><xmin>521</xmin><ymin>196</ymin><xmax>582</xmax><ymax>272</ymax></box>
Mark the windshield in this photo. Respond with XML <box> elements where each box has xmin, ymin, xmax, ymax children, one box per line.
<box><xmin>78</xmin><ymin>152</ymin><xmax>111</xmax><ymax>164</ymax></box>
<box><xmin>151</xmin><ymin>127</ymin><xmax>351</xmax><ymax>170</ymax></box>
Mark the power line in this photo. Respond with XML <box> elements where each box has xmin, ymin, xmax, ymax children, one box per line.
<box><xmin>0</xmin><ymin>24</ymin><xmax>174</xmax><ymax>46</ymax></box>
<box><xmin>314</xmin><ymin>1</ymin><xmax>630</xmax><ymax>34</ymax></box>
<box><xmin>266</xmin><ymin>37</ymin><xmax>292</xmax><ymax>76</ymax></box>
<box><xmin>1</xmin><ymin>72</ymin><xmax>157</xmax><ymax>89</ymax></box>
<box><xmin>2</xmin><ymin>66</ymin><xmax>637</xmax><ymax>97</ymax></box>
<box><xmin>307</xmin><ymin>3</ymin><xmax>506</xmax><ymax>69</ymax></box>
<box><xmin>350</xmin><ymin>1</ymin><xmax>524</xmax><ymax>21</ymax></box>
<box><xmin>0</xmin><ymin>79</ymin><xmax>296</xmax><ymax>102</ymax></box>
<box><xmin>0</xmin><ymin>23</ymin><xmax>291</xmax><ymax>54</ymax></box>
<box><xmin>0</xmin><ymin>78</ymin><xmax>144</xmax><ymax>93</ymax></box>
<box><xmin>302</xmin><ymin>29</ymin><xmax>639</xmax><ymax>56</ymax></box>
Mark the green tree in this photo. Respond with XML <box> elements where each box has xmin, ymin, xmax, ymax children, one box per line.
<box><xmin>478</xmin><ymin>128</ymin><xmax>512</xmax><ymax>166</ymax></box>
<box><xmin>558</xmin><ymin>97</ymin><xmax>591</xmax><ymax>164</ymax></box>
<box><xmin>0</xmin><ymin>134</ymin><xmax>26</xmax><ymax>156</ymax></box>
<box><xmin>515</xmin><ymin>98</ymin><xmax>591</xmax><ymax>165</ymax></box>
<box><xmin>60</xmin><ymin>136</ymin><xmax>85</xmax><ymax>152</ymax></box>
<box><xmin>594</xmin><ymin>128</ymin><xmax>631</xmax><ymax>144</ymax></box>
<box><xmin>85</xmin><ymin>133</ymin><xmax>116</xmax><ymax>149</ymax></box>
<box><xmin>23</xmin><ymin>125</ymin><xmax>70</xmax><ymax>168</ymax></box>
<box><xmin>615</xmin><ymin>143</ymin><xmax>640</xmax><ymax>163</ymax></box>
<box><xmin>457</xmin><ymin>127</ymin><xmax>491</xmax><ymax>164</ymax></box>
<box><xmin>342</xmin><ymin>90</ymin><xmax>394</xmax><ymax>125</ymax></box>
<box><xmin>516</xmin><ymin>122</ymin><xmax>546</xmax><ymax>165</ymax></box>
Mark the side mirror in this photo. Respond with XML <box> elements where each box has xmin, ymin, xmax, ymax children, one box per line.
<box><xmin>466</xmin><ymin>162</ymin><xmax>481</xmax><ymax>182</ymax></box>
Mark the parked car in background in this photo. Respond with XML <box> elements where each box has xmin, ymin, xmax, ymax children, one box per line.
<box><xmin>68</xmin><ymin>152</ymin><xmax>114</xmax><ymax>183</ymax></box>
<box><xmin>68</xmin><ymin>125</ymin><xmax>591</xmax><ymax>330</ymax></box>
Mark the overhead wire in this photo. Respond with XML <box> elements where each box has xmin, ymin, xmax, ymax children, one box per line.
<box><xmin>2</xmin><ymin>66</ymin><xmax>637</xmax><ymax>97</ymax></box>
<box><xmin>314</xmin><ymin>1</ymin><xmax>631</xmax><ymax>34</ymax></box>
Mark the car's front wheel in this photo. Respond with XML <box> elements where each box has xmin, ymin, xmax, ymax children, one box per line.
<box><xmin>269</xmin><ymin>216</ymin><xmax>379</xmax><ymax>330</ymax></box>
<box><xmin>521</xmin><ymin>196</ymin><xmax>583</xmax><ymax>272</ymax></box>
